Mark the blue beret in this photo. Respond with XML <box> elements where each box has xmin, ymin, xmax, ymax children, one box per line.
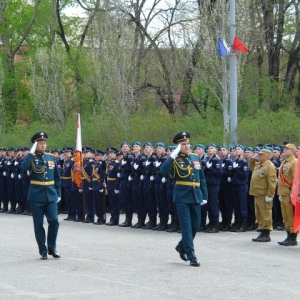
<box><xmin>94</xmin><ymin>149</ymin><xmax>105</xmax><ymax>155</ymax></box>
<box><xmin>253</xmin><ymin>147</ymin><xmax>261</xmax><ymax>152</ymax></box>
<box><xmin>31</xmin><ymin>131</ymin><xmax>48</xmax><ymax>143</ymax></box>
<box><xmin>218</xmin><ymin>145</ymin><xmax>228</xmax><ymax>151</ymax></box>
<box><xmin>132</xmin><ymin>142</ymin><xmax>141</xmax><ymax>147</ymax></box>
<box><xmin>120</xmin><ymin>142</ymin><xmax>129</xmax><ymax>147</ymax></box>
<box><xmin>165</xmin><ymin>146</ymin><xmax>171</xmax><ymax>151</ymax></box>
<box><xmin>206</xmin><ymin>143</ymin><xmax>217</xmax><ymax>149</ymax></box>
<box><xmin>155</xmin><ymin>142</ymin><xmax>165</xmax><ymax>148</ymax></box>
<box><xmin>245</xmin><ymin>147</ymin><xmax>253</xmax><ymax>152</ymax></box>
<box><xmin>273</xmin><ymin>146</ymin><xmax>281</xmax><ymax>152</ymax></box>
<box><xmin>172</xmin><ymin>131</ymin><xmax>190</xmax><ymax>144</ymax></box>
<box><xmin>235</xmin><ymin>144</ymin><xmax>245</xmax><ymax>150</ymax></box>
<box><xmin>82</xmin><ymin>146</ymin><xmax>93</xmax><ymax>152</ymax></box>
<box><xmin>143</xmin><ymin>142</ymin><xmax>153</xmax><ymax>148</ymax></box>
<box><xmin>107</xmin><ymin>147</ymin><xmax>118</xmax><ymax>153</ymax></box>
<box><xmin>264</xmin><ymin>146</ymin><xmax>273</xmax><ymax>152</ymax></box>
<box><xmin>193</xmin><ymin>144</ymin><xmax>205</xmax><ymax>150</ymax></box>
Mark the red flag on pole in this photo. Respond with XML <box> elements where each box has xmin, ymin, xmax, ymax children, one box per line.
<box><xmin>291</xmin><ymin>157</ymin><xmax>300</xmax><ymax>232</ymax></box>
<box><xmin>232</xmin><ymin>36</ymin><xmax>248</xmax><ymax>53</ymax></box>
<box><xmin>73</xmin><ymin>112</ymin><xmax>82</xmax><ymax>188</ymax></box>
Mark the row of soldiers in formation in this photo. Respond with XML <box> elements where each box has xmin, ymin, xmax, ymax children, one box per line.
<box><xmin>0</xmin><ymin>142</ymin><xmax>296</xmax><ymax>235</ymax></box>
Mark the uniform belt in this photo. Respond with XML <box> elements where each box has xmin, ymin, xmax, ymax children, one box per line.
<box><xmin>107</xmin><ymin>177</ymin><xmax>116</xmax><ymax>181</ymax></box>
<box><xmin>62</xmin><ymin>176</ymin><xmax>72</xmax><ymax>180</ymax></box>
<box><xmin>176</xmin><ymin>181</ymin><xmax>200</xmax><ymax>187</ymax></box>
<box><xmin>30</xmin><ymin>180</ymin><xmax>55</xmax><ymax>186</ymax></box>
<box><xmin>92</xmin><ymin>178</ymin><xmax>100</xmax><ymax>181</ymax></box>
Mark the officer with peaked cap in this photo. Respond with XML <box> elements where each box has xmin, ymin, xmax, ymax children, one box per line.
<box><xmin>160</xmin><ymin>131</ymin><xmax>208</xmax><ymax>267</ymax></box>
<box><xmin>21</xmin><ymin>132</ymin><xmax>61</xmax><ymax>260</ymax></box>
<box><xmin>0</xmin><ymin>147</ymin><xmax>8</xmax><ymax>212</ymax></box>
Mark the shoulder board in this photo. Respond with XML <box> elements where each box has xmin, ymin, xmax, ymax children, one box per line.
<box><xmin>115</xmin><ymin>160</ymin><xmax>119</xmax><ymax>163</ymax></box>
<box><xmin>189</xmin><ymin>153</ymin><xmax>198</xmax><ymax>156</ymax></box>
<box><xmin>89</xmin><ymin>159</ymin><xmax>93</xmax><ymax>162</ymax></box>
<box><xmin>46</xmin><ymin>153</ymin><xmax>55</xmax><ymax>156</ymax></box>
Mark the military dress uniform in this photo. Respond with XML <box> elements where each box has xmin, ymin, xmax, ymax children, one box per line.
<box><xmin>6</xmin><ymin>149</ymin><xmax>16</xmax><ymax>213</ymax></box>
<box><xmin>160</xmin><ymin>132</ymin><xmax>208</xmax><ymax>267</ymax></box>
<box><xmin>0</xmin><ymin>150</ymin><xmax>9</xmax><ymax>212</ymax></box>
<box><xmin>20</xmin><ymin>147</ymin><xmax>31</xmax><ymax>215</ymax></box>
<box><xmin>20</xmin><ymin>132</ymin><xmax>61</xmax><ymax>259</ymax></box>
<box><xmin>249</xmin><ymin>149</ymin><xmax>276</xmax><ymax>242</ymax></box>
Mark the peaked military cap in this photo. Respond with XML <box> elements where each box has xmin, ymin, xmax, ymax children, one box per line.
<box><xmin>82</xmin><ymin>146</ymin><xmax>93</xmax><ymax>152</ymax></box>
<box><xmin>94</xmin><ymin>149</ymin><xmax>105</xmax><ymax>155</ymax></box>
<box><xmin>284</xmin><ymin>143</ymin><xmax>297</xmax><ymax>153</ymax></box>
<box><xmin>116</xmin><ymin>151</ymin><xmax>123</xmax><ymax>156</ymax></box>
<box><xmin>107</xmin><ymin>147</ymin><xmax>118</xmax><ymax>153</ymax></box>
<box><xmin>14</xmin><ymin>147</ymin><xmax>22</xmax><ymax>152</ymax></box>
<box><xmin>51</xmin><ymin>148</ymin><xmax>59</xmax><ymax>153</ymax></box>
<box><xmin>31</xmin><ymin>131</ymin><xmax>48</xmax><ymax>143</ymax></box>
<box><xmin>0</xmin><ymin>147</ymin><xmax>7</xmax><ymax>151</ymax></box>
<box><xmin>7</xmin><ymin>147</ymin><xmax>15</xmax><ymax>151</ymax></box>
<box><xmin>172</xmin><ymin>131</ymin><xmax>190</xmax><ymax>144</ymax></box>
<box><xmin>22</xmin><ymin>147</ymin><xmax>30</xmax><ymax>151</ymax></box>
<box><xmin>64</xmin><ymin>147</ymin><xmax>73</xmax><ymax>153</ymax></box>
<box><xmin>258</xmin><ymin>149</ymin><xmax>272</xmax><ymax>158</ymax></box>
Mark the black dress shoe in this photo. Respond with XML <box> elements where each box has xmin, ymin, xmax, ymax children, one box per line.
<box><xmin>48</xmin><ymin>250</ymin><xmax>60</xmax><ymax>258</ymax></box>
<box><xmin>93</xmin><ymin>221</ymin><xmax>105</xmax><ymax>225</ymax></box>
<box><xmin>175</xmin><ymin>246</ymin><xmax>188</xmax><ymax>261</ymax></box>
<box><xmin>118</xmin><ymin>220</ymin><xmax>132</xmax><ymax>227</ymax></box>
<box><xmin>40</xmin><ymin>253</ymin><xmax>48</xmax><ymax>260</ymax></box>
<box><xmin>190</xmin><ymin>257</ymin><xmax>200</xmax><ymax>267</ymax></box>
<box><xmin>63</xmin><ymin>218</ymin><xmax>70</xmax><ymax>221</ymax></box>
<box><xmin>84</xmin><ymin>220</ymin><xmax>93</xmax><ymax>223</ymax></box>
<box><xmin>106</xmin><ymin>221</ymin><xmax>118</xmax><ymax>226</ymax></box>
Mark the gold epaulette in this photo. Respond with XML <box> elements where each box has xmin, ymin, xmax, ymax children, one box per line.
<box><xmin>81</xmin><ymin>167</ymin><xmax>91</xmax><ymax>182</ymax></box>
<box><xmin>92</xmin><ymin>165</ymin><xmax>100</xmax><ymax>180</ymax></box>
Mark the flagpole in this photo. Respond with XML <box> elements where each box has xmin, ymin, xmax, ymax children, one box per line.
<box><xmin>229</xmin><ymin>0</ymin><xmax>238</xmax><ymax>146</ymax></box>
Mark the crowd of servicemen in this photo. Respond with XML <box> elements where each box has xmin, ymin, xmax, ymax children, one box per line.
<box><xmin>0</xmin><ymin>141</ymin><xmax>298</xmax><ymax>242</ymax></box>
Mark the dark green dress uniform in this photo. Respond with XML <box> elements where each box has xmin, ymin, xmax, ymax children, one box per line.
<box><xmin>160</xmin><ymin>132</ymin><xmax>207</xmax><ymax>263</ymax></box>
<box><xmin>21</xmin><ymin>132</ymin><xmax>61</xmax><ymax>257</ymax></box>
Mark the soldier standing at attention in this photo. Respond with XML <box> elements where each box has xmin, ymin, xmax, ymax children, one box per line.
<box><xmin>277</xmin><ymin>144</ymin><xmax>298</xmax><ymax>246</ymax></box>
<box><xmin>160</xmin><ymin>132</ymin><xmax>208</xmax><ymax>267</ymax></box>
<box><xmin>21</xmin><ymin>132</ymin><xmax>61</xmax><ymax>260</ymax></box>
<box><xmin>249</xmin><ymin>149</ymin><xmax>276</xmax><ymax>242</ymax></box>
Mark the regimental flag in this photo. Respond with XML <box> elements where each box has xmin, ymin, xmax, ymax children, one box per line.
<box><xmin>232</xmin><ymin>36</ymin><xmax>248</xmax><ymax>53</ymax></box>
<box><xmin>73</xmin><ymin>112</ymin><xmax>83</xmax><ymax>188</ymax></box>
<box><xmin>291</xmin><ymin>157</ymin><xmax>300</xmax><ymax>232</ymax></box>
<box><xmin>217</xmin><ymin>38</ymin><xmax>230</xmax><ymax>57</ymax></box>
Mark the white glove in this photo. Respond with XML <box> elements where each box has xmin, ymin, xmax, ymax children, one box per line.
<box><xmin>233</xmin><ymin>162</ymin><xmax>239</xmax><ymax>168</ymax></box>
<box><xmin>265</xmin><ymin>196</ymin><xmax>273</xmax><ymax>202</ymax></box>
<box><xmin>18</xmin><ymin>174</ymin><xmax>21</xmax><ymax>179</ymax></box>
<box><xmin>252</xmin><ymin>154</ymin><xmax>259</xmax><ymax>160</ymax></box>
<box><xmin>206</xmin><ymin>162</ymin><xmax>212</xmax><ymax>169</ymax></box>
<box><xmin>114</xmin><ymin>189</ymin><xmax>119</xmax><ymax>194</ymax></box>
<box><xmin>128</xmin><ymin>175</ymin><xmax>132</xmax><ymax>181</ymax></box>
<box><xmin>3</xmin><ymin>171</ymin><xmax>6</xmax><ymax>176</ymax></box>
<box><xmin>78</xmin><ymin>189</ymin><xmax>83</xmax><ymax>193</ymax></box>
<box><xmin>133</xmin><ymin>163</ymin><xmax>139</xmax><ymax>170</ymax></box>
<box><xmin>99</xmin><ymin>189</ymin><xmax>104</xmax><ymax>193</ymax></box>
<box><xmin>145</xmin><ymin>160</ymin><xmax>151</xmax><ymax>166</ymax></box>
<box><xmin>30</xmin><ymin>141</ymin><xmax>37</xmax><ymax>154</ymax></box>
<box><xmin>276</xmin><ymin>178</ymin><xmax>278</xmax><ymax>184</ymax></box>
<box><xmin>60</xmin><ymin>154</ymin><xmax>65</xmax><ymax>160</ymax></box>
<box><xmin>89</xmin><ymin>187</ymin><xmax>93</xmax><ymax>190</ymax></box>
<box><xmin>227</xmin><ymin>177</ymin><xmax>231</xmax><ymax>182</ymax></box>
<box><xmin>117</xmin><ymin>173</ymin><xmax>121</xmax><ymax>178</ymax></box>
<box><xmin>14</xmin><ymin>161</ymin><xmax>18</xmax><ymax>166</ymax></box>
<box><xmin>161</xmin><ymin>177</ymin><xmax>166</xmax><ymax>183</ymax></box>
<box><xmin>7</xmin><ymin>161</ymin><xmax>11</xmax><ymax>165</ymax></box>
<box><xmin>140</xmin><ymin>175</ymin><xmax>144</xmax><ymax>180</ymax></box>
<box><xmin>279</xmin><ymin>195</ymin><xmax>282</xmax><ymax>202</ymax></box>
<box><xmin>201</xmin><ymin>200</ymin><xmax>207</xmax><ymax>205</ymax></box>
<box><xmin>150</xmin><ymin>176</ymin><xmax>154</xmax><ymax>181</ymax></box>
<box><xmin>27</xmin><ymin>170</ymin><xmax>30</xmax><ymax>176</ymax></box>
<box><xmin>11</xmin><ymin>173</ymin><xmax>14</xmax><ymax>178</ymax></box>
<box><xmin>121</xmin><ymin>159</ymin><xmax>126</xmax><ymax>165</ymax></box>
<box><xmin>170</xmin><ymin>144</ymin><xmax>181</xmax><ymax>159</ymax></box>
<box><xmin>222</xmin><ymin>163</ymin><xmax>225</xmax><ymax>168</ymax></box>
<box><xmin>57</xmin><ymin>197</ymin><xmax>61</xmax><ymax>203</ymax></box>
<box><xmin>155</xmin><ymin>161</ymin><xmax>161</xmax><ymax>167</ymax></box>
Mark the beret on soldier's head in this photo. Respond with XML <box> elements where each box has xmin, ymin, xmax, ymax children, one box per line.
<box><xmin>120</xmin><ymin>142</ymin><xmax>129</xmax><ymax>148</ymax></box>
<box><xmin>94</xmin><ymin>149</ymin><xmax>105</xmax><ymax>155</ymax></box>
<box><xmin>245</xmin><ymin>147</ymin><xmax>253</xmax><ymax>152</ymax></box>
<box><xmin>82</xmin><ymin>147</ymin><xmax>93</xmax><ymax>153</ymax></box>
<box><xmin>234</xmin><ymin>144</ymin><xmax>245</xmax><ymax>151</ymax></box>
<box><xmin>132</xmin><ymin>142</ymin><xmax>141</xmax><ymax>147</ymax></box>
<box><xmin>194</xmin><ymin>144</ymin><xmax>205</xmax><ymax>150</ymax></box>
<box><xmin>206</xmin><ymin>143</ymin><xmax>216</xmax><ymax>150</ymax></box>
<box><xmin>218</xmin><ymin>145</ymin><xmax>228</xmax><ymax>151</ymax></box>
<box><xmin>31</xmin><ymin>132</ymin><xmax>48</xmax><ymax>143</ymax></box>
<box><xmin>155</xmin><ymin>142</ymin><xmax>165</xmax><ymax>148</ymax></box>
<box><xmin>107</xmin><ymin>147</ymin><xmax>118</xmax><ymax>153</ymax></box>
<box><xmin>273</xmin><ymin>146</ymin><xmax>281</xmax><ymax>152</ymax></box>
<box><xmin>172</xmin><ymin>131</ymin><xmax>190</xmax><ymax>144</ymax></box>
<box><xmin>143</xmin><ymin>142</ymin><xmax>153</xmax><ymax>148</ymax></box>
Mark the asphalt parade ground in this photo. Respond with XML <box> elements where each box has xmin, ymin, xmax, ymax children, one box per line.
<box><xmin>1</xmin><ymin>213</ymin><xmax>300</xmax><ymax>300</ymax></box>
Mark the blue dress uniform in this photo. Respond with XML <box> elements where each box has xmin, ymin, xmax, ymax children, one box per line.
<box><xmin>92</xmin><ymin>150</ymin><xmax>106</xmax><ymax>225</ymax></box>
<box><xmin>203</xmin><ymin>145</ymin><xmax>223</xmax><ymax>233</ymax></box>
<box><xmin>20</xmin><ymin>147</ymin><xmax>31</xmax><ymax>215</ymax></box>
<box><xmin>13</xmin><ymin>149</ymin><xmax>24</xmax><ymax>214</ymax></box>
<box><xmin>160</xmin><ymin>132</ymin><xmax>207</xmax><ymax>267</ymax></box>
<box><xmin>0</xmin><ymin>149</ymin><xmax>9</xmax><ymax>212</ymax></box>
<box><xmin>119</xmin><ymin>143</ymin><xmax>134</xmax><ymax>227</ymax></box>
<box><xmin>218</xmin><ymin>149</ymin><xmax>233</xmax><ymax>231</ymax></box>
<box><xmin>20</xmin><ymin>132</ymin><xmax>61</xmax><ymax>259</ymax></box>
<box><xmin>105</xmin><ymin>147</ymin><xmax>120</xmax><ymax>225</ymax></box>
<box><xmin>6</xmin><ymin>149</ymin><xmax>16</xmax><ymax>213</ymax></box>
<box><xmin>230</xmin><ymin>147</ymin><xmax>249</xmax><ymax>232</ymax></box>
<box><xmin>62</xmin><ymin>148</ymin><xmax>76</xmax><ymax>221</ymax></box>
<box><xmin>81</xmin><ymin>147</ymin><xmax>95</xmax><ymax>223</ymax></box>
<box><xmin>142</xmin><ymin>144</ymin><xmax>158</xmax><ymax>229</ymax></box>
<box><xmin>131</xmin><ymin>144</ymin><xmax>147</xmax><ymax>228</ymax></box>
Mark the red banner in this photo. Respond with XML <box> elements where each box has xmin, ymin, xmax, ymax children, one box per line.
<box><xmin>73</xmin><ymin>113</ymin><xmax>82</xmax><ymax>188</ymax></box>
<box><xmin>291</xmin><ymin>158</ymin><xmax>300</xmax><ymax>232</ymax></box>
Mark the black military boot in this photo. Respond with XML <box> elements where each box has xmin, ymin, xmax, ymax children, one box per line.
<box><xmin>230</xmin><ymin>221</ymin><xmax>240</xmax><ymax>232</ymax></box>
<box><xmin>157</xmin><ymin>220</ymin><xmax>168</xmax><ymax>231</ymax></box>
<box><xmin>221</xmin><ymin>220</ymin><xmax>231</xmax><ymax>231</ymax></box>
<box><xmin>166</xmin><ymin>220</ymin><xmax>180</xmax><ymax>232</ymax></box>
<box><xmin>204</xmin><ymin>221</ymin><xmax>219</xmax><ymax>233</ymax></box>
<box><xmin>278</xmin><ymin>232</ymin><xmax>290</xmax><ymax>245</ymax></box>
<box><xmin>0</xmin><ymin>204</ymin><xmax>8</xmax><ymax>213</ymax></box>
<box><xmin>119</xmin><ymin>215</ymin><xmax>132</xmax><ymax>227</ymax></box>
<box><xmin>252</xmin><ymin>232</ymin><xmax>263</xmax><ymax>242</ymax></box>
<box><xmin>286</xmin><ymin>233</ymin><xmax>298</xmax><ymax>246</ymax></box>
<box><xmin>143</xmin><ymin>218</ymin><xmax>156</xmax><ymax>229</ymax></box>
<box><xmin>131</xmin><ymin>218</ymin><xmax>145</xmax><ymax>229</ymax></box>
<box><xmin>257</xmin><ymin>230</ymin><xmax>271</xmax><ymax>242</ymax></box>
<box><xmin>236</xmin><ymin>221</ymin><xmax>247</xmax><ymax>232</ymax></box>
<box><xmin>6</xmin><ymin>205</ymin><xmax>16</xmax><ymax>214</ymax></box>
<box><xmin>152</xmin><ymin>222</ymin><xmax>162</xmax><ymax>230</ymax></box>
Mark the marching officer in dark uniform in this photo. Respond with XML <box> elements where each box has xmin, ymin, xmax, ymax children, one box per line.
<box><xmin>13</xmin><ymin>147</ymin><xmax>23</xmax><ymax>214</ymax></box>
<box><xmin>20</xmin><ymin>147</ymin><xmax>31</xmax><ymax>215</ymax></box>
<box><xmin>118</xmin><ymin>142</ymin><xmax>134</xmax><ymax>227</ymax></box>
<box><xmin>160</xmin><ymin>131</ymin><xmax>208</xmax><ymax>267</ymax></box>
<box><xmin>0</xmin><ymin>147</ymin><xmax>8</xmax><ymax>212</ymax></box>
<box><xmin>92</xmin><ymin>150</ymin><xmax>106</xmax><ymax>225</ymax></box>
<box><xmin>6</xmin><ymin>147</ymin><xmax>16</xmax><ymax>213</ymax></box>
<box><xmin>21</xmin><ymin>132</ymin><xmax>61</xmax><ymax>260</ymax></box>
<box><xmin>105</xmin><ymin>147</ymin><xmax>120</xmax><ymax>226</ymax></box>
<box><xmin>62</xmin><ymin>147</ymin><xmax>76</xmax><ymax>221</ymax></box>
<box><xmin>141</xmin><ymin>142</ymin><xmax>158</xmax><ymax>229</ymax></box>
